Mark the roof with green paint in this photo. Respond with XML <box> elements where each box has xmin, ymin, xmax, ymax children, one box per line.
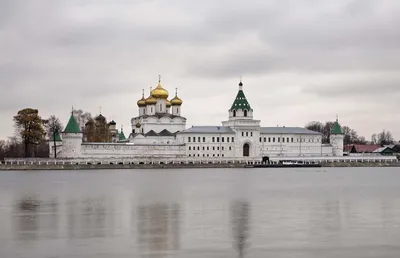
<box><xmin>331</xmin><ymin>120</ymin><xmax>343</xmax><ymax>134</ymax></box>
<box><xmin>64</xmin><ymin>114</ymin><xmax>81</xmax><ymax>133</ymax></box>
<box><xmin>109</xmin><ymin>120</ymin><xmax>116</xmax><ymax>125</ymax></box>
<box><xmin>230</xmin><ymin>85</ymin><xmax>252</xmax><ymax>111</ymax></box>
<box><xmin>54</xmin><ymin>132</ymin><xmax>62</xmax><ymax>141</ymax></box>
<box><xmin>119</xmin><ymin>130</ymin><xmax>126</xmax><ymax>140</ymax></box>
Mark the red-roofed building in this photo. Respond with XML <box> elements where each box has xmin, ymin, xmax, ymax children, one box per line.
<box><xmin>344</xmin><ymin>144</ymin><xmax>381</xmax><ymax>154</ymax></box>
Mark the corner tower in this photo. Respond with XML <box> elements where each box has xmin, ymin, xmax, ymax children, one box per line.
<box><xmin>60</xmin><ymin>112</ymin><xmax>83</xmax><ymax>158</ymax></box>
<box><xmin>330</xmin><ymin>118</ymin><xmax>344</xmax><ymax>156</ymax></box>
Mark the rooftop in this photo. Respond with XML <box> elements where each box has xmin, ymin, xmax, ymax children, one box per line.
<box><xmin>260</xmin><ymin>127</ymin><xmax>322</xmax><ymax>135</ymax></box>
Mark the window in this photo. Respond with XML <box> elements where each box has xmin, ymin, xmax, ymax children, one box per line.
<box><xmin>246</xmin><ymin>132</ymin><xmax>248</xmax><ymax>137</ymax></box>
<box><xmin>198</xmin><ymin>154</ymin><xmax>200</xmax><ymax>157</ymax></box>
<box><xmin>203</xmin><ymin>154</ymin><xmax>205</xmax><ymax>157</ymax></box>
<box><xmin>217</xmin><ymin>154</ymin><xmax>220</xmax><ymax>157</ymax></box>
<box><xmin>198</xmin><ymin>137</ymin><xmax>201</xmax><ymax>142</ymax></box>
<box><xmin>176</xmin><ymin>108</ymin><xmax>178</xmax><ymax>113</ymax></box>
<box><xmin>229</xmin><ymin>147</ymin><xmax>232</xmax><ymax>150</ymax></box>
<box><xmin>287</xmin><ymin>137</ymin><xmax>289</xmax><ymax>143</ymax></box>
<box><xmin>212</xmin><ymin>137</ymin><xmax>215</xmax><ymax>142</ymax></box>
<box><xmin>189</xmin><ymin>146</ymin><xmax>191</xmax><ymax>150</ymax></box>
<box><xmin>203</xmin><ymin>147</ymin><xmax>205</xmax><ymax>150</ymax></box>
<box><xmin>259</xmin><ymin>137</ymin><xmax>262</xmax><ymax>142</ymax></box>
<box><xmin>213</xmin><ymin>147</ymin><xmax>215</xmax><ymax>150</ymax></box>
<box><xmin>207</xmin><ymin>146</ymin><xmax>209</xmax><ymax>150</ymax></box>
<box><xmin>233</xmin><ymin>110</ymin><xmax>236</xmax><ymax>117</ymax></box>
<box><xmin>213</xmin><ymin>154</ymin><xmax>215</xmax><ymax>157</ymax></box>
<box><xmin>268</xmin><ymin>137</ymin><xmax>271</xmax><ymax>142</ymax></box>
<box><xmin>278</xmin><ymin>137</ymin><xmax>280</xmax><ymax>142</ymax></box>
<box><xmin>217</xmin><ymin>147</ymin><xmax>219</xmax><ymax>150</ymax></box>
<box><xmin>222</xmin><ymin>147</ymin><xmax>224</xmax><ymax>150</ymax></box>
<box><xmin>217</xmin><ymin>137</ymin><xmax>220</xmax><ymax>142</ymax></box>
<box><xmin>251</xmin><ymin>132</ymin><xmax>253</xmax><ymax>137</ymax></box>
<box><xmin>151</xmin><ymin>107</ymin><xmax>153</xmax><ymax>113</ymax></box>
<box><xmin>188</xmin><ymin>137</ymin><xmax>191</xmax><ymax>142</ymax></box>
<box><xmin>291</xmin><ymin>137</ymin><xmax>294</xmax><ymax>143</ymax></box>
<box><xmin>203</xmin><ymin>137</ymin><xmax>205</xmax><ymax>142</ymax></box>
<box><xmin>283</xmin><ymin>138</ymin><xmax>285</xmax><ymax>143</ymax></box>
<box><xmin>273</xmin><ymin>137</ymin><xmax>275</xmax><ymax>142</ymax></box>
<box><xmin>189</xmin><ymin>154</ymin><xmax>191</xmax><ymax>157</ymax></box>
<box><xmin>264</xmin><ymin>137</ymin><xmax>266</xmax><ymax>142</ymax></box>
<box><xmin>242</xmin><ymin>132</ymin><xmax>244</xmax><ymax>137</ymax></box>
<box><xmin>160</xmin><ymin>103</ymin><xmax>162</xmax><ymax>112</ymax></box>
<box><xmin>244</xmin><ymin>110</ymin><xmax>248</xmax><ymax>117</ymax></box>
<box><xmin>222</xmin><ymin>154</ymin><xmax>224</xmax><ymax>157</ymax></box>
<box><xmin>222</xmin><ymin>137</ymin><xmax>224</xmax><ymax>142</ymax></box>
<box><xmin>207</xmin><ymin>154</ymin><xmax>209</xmax><ymax>157</ymax></box>
<box><xmin>232</xmin><ymin>137</ymin><xmax>234</xmax><ymax>142</ymax></box>
<box><xmin>193</xmin><ymin>137</ymin><xmax>196</xmax><ymax>142</ymax></box>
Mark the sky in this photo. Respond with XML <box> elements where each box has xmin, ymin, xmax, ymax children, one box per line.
<box><xmin>1</xmin><ymin>0</ymin><xmax>399</xmax><ymax>141</ymax></box>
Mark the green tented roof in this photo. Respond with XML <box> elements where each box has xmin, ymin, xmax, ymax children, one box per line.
<box><xmin>230</xmin><ymin>89</ymin><xmax>252</xmax><ymax>111</ymax></box>
<box><xmin>331</xmin><ymin>120</ymin><xmax>343</xmax><ymax>134</ymax></box>
<box><xmin>64</xmin><ymin>114</ymin><xmax>81</xmax><ymax>133</ymax></box>
<box><xmin>54</xmin><ymin>132</ymin><xmax>62</xmax><ymax>141</ymax></box>
<box><xmin>119</xmin><ymin>130</ymin><xmax>126</xmax><ymax>140</ymax></box>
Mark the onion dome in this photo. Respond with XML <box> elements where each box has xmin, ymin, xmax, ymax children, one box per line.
<box><xmin>137</xmin><ymin>89</ymin><xmax>146</xmax><ymax>107</ymax></box>
<box><xmin>151</xmin><ymin>76</ymin><xmax>169</xmax><ymax>99</ymax></box>
<box><xmin>95</xmin><ymin>114</ymin><xmax>106</xmax><ymax>122</ymax></box>
<box><xmin>109</xmin><ymin>120</ymin><xmax>116</xmax><ymax>125</ymax></box>
<box><xmin>135</xmin><ymin>122</ymin><xmax>141</xmax><ymax>128</ymax></box>
<box><xmin>145</xmin><ymin>87</ymin><xmax>157</xmax><ymax>105</ymax></box>
<box><xmin>171</xmin><ymin>88</ymin><xmax>183</xmax><ymax>106</ymax></box>
<box><xmin>166</xmin><ymin>99</ymin><xmax>172</xmax><ymax>107</ymax></box>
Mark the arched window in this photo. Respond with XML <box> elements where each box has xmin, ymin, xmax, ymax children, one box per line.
<box><xmin>160</xmin><ymin>103</ymin><xmax>162</xmax><ymax>112</ymax></box>
<box><xmin>151</xmin><ymin>107</ymin><xmax>153</xmax><ymax>113</ymax></box>
<box><xmin>244</xmin><ymin>110</ymin><xmax>248</xmax><ymax>117</ymax></box>
<box><xmin>233</xmin><ymin>110</ymin><xmax>236</xmax><ymax>117</ymax></box>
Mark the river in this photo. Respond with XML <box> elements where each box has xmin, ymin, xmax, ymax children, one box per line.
<box><xmin>1</xmin><ymin>167</ymin><xmax>400</xmax><ymax>257</ymax></box>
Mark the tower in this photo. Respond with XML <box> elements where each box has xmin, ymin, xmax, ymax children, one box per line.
<box><xmin>222</xmin><ymin>80</ymin><xmax>260</xmax><ymax>158</ymax></box>
<box><xmin>171</xmin><ymin>88</ymin><xmax>183</xmax><ymax>116</ymax></box>
<box><xmin>330</xmin><ymin>118</ymin><xmax>344</xmax><ymax>156</ymax></box>
<box><xmin>228</xmin><ymin>81</ymin><xmax>254</xmax><ymax>120</ymax></box>
<box><xmin>60</xmin><ymin>113</ymin><xmax>83</xmax><ymax>158</ymax></box>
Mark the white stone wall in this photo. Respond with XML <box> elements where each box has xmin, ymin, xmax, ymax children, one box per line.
<box><xmin>48</xmin><ymin>141</ymin><xmax>63</xmax><ymax>158</ymax></box>
<box><xmin>258</xmin><ymin>134</ymin><xmax>326</xmax><ymax>157</ymax></box>
<box><xmin>178</xmin><ymin>133</ymin><xmax>236</xmax><ymax>158</ymax></box>
<box><xmin>80</xmin><ymin>143</ymin><xmax>185</xmax><ymax>158</ymax></box>
<box><xmin>171</xmin><ymin>105</ymin><xmax>181</xmax><ymax>116</ymax></box>
<box><xmin>132</xmin><ymin>135</ymin><xmax>178</xmax><ymax>145</ymax></box>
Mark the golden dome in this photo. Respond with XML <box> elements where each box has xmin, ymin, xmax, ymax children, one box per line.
<box><xmin>145</xmin><ymin>87</ymin><xmax>157</xmax><ymax>105</ymax></box>
<box><xmin>151</xmin><ymin>79</ymin><xmax>169</xmax><ymax>99</ymax></box>
<box><xmin>137</xmin><ymin>90</ymin><xmax>146</xmax><ymax>107</ymax></box>
<box><xmin>171</xmin><ymin>88</ymin><xmax>183</xmax><ymax>105</ymax></box>
<box><xmin>166</xmin><ymin>99</ymin><xmax>172</xmax><ymax>107</ymax></box>
<box><xmin>145</xmin><ymin>95</ymin><xmax>157</xmax><ymax>105</ymax></box>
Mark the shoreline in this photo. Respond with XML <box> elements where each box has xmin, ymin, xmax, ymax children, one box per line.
<box><xmin>0</xmin><ymin>162</ymin><xmax>399</xmax><ymax>170</ymax></box>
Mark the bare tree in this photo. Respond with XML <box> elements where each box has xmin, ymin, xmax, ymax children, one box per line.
<box><xmin>377</xmin><ymin>130</ymin><xmax>395</xmax><ymax>145</ymax></box>
<box><xmin>43</xmin><ymin>115</ymin><xmax>63</xmax><ymax>159</ymax></box>
<box><xmin>371</xmin><ymin>134</ymin><xmax>378</xmax><ymax>144</ymax></box>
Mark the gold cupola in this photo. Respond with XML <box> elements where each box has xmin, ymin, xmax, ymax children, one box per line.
<box><xmin>171</xmin><ymin>88</ymin><xmax>183</xmax><ymax>106</ymax></box>
<box><xmin>137</xmin><ymin>89</ymin><xmax>146</xmax><ymax>107</ymax></box>
<box><xmin>145</xmin><ymin>87</ymin><xmax>157</xmax><ymax>105</ymax></box>
<box><xmin>151</xmin><ymin>76</ymin><xmax>169</xmax><ymax>99</ymax></box>
<box><xmin>166</xmin><ymin>99</ymin><xmax>172</xmax><ymax>107</ymax></box>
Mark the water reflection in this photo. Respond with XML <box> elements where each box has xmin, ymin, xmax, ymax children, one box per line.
<box><xmin>67</xmin><ymin>197</ymin><xmax>107</xmax><ymax>239</ymax></box>
<box><xmin>136</xmin><ymin>203</ymin><xmax>181</xmax><ymax>257</ymax></box>
<box><xmin>15</xmin><ymin>196</ymin><xmax>40</xmax><ymax>241</ymax></box>
<box><xmin>231</xmin><ymin>200</ymin><xmax>251</xmax><ymax>258</ymax></box>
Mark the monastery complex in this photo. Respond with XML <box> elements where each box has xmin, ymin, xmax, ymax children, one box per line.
<box><xmin>51</xmin><ymin>78</ymin><xmax>345</xmax><ymax>161</ymax></box>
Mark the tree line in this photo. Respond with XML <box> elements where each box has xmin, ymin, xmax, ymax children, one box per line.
<box><xmin>0</xmin><ymin>108</ymin><xmax>116</xmax><ymax>160</ymax></box>
<box><xmin>305</xmin><ymin>121</ymin><xmax>397</xmax><ymax>145</ymax></box>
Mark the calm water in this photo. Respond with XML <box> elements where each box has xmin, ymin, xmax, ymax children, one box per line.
<box><xmin>1</xmin><ymin>168</ymin><xmax>400</xmax><ymax>258</ymax></box>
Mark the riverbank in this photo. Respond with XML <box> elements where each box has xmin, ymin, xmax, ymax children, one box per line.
<box><xmin>0</xmin><ymin>161</ymin><xmax>399</xmax><ymax>170</ymax></box>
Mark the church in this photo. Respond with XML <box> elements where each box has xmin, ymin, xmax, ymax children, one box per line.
<box><xmin>51</xmin><ymin>78</ymin><xmax>344</xmax><ymax>160</ymax></box>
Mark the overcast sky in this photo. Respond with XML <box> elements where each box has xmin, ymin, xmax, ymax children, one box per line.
<box><xmin>1</xmin><ymin>0</ymin><xmax>399</xmax><ymax>141</ymax></box>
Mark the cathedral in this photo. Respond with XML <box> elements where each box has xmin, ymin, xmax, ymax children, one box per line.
<box><xmin>51</xmin><ymin>78</ymin><xmax>344</xmax><ymax>160</ymax></box>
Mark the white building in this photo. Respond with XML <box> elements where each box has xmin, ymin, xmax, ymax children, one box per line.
<box><xmin>53</xmin><ymin>78</ymin><xmax>344</xmax><ymax>160</ymax></box>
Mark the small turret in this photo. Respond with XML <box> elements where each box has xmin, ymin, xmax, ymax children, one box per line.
<box><xmin>330</xmin><ymin>117</ymin><xmax>344</xmax><ymax>156</ymax></box>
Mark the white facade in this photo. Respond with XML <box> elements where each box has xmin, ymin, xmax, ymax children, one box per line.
<box><xmin>55</xmin><ymin>80</ymin><xmax>344</xmax><ymax>160</ymax></box>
